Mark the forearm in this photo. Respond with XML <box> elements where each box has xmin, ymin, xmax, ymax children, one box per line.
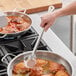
<box><xmin>53</xmin><ymin>1</ymin><xmax>76</xmax><ymax>18</ymax></box>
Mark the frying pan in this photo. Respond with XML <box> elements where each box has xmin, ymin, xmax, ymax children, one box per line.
<box><xmin>0</xmin><ymin>11</ymin><xmax>32</xmax><ymax>38</ymax></box>
<box><xmin>1</xmin><ymin>50</ymin><xmax>73</xmax><ymax>76</ymax></box>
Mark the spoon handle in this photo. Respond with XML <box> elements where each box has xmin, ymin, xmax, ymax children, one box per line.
<box><xmin>31</xmin><ymin>6</ymin><xmax>55</xmax><ymax>56</ymax></box>
<box><xmin>32</xmin><ymin>29</ymin><xmax>44</xmax><ymax>56</ymax></box>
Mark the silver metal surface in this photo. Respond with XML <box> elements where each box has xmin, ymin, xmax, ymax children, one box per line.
<box><xmin>70</xmin><ymin>15</ymin><xmax>73</xmax><ymax>52</ymax></box>
<box><xmin>0</xmin><ymin>11</ymin><xmax>8</xmax><ymax>27</ymax></box>
<box><xmin>2</xmin><ymin>50</ymin><xmax>73</xmax><ymax>76</ymax></box>
<box><xmin>0</xmin><ymin>11</ymin><xmax>32</xmax><ymax>38</ymax></box>
<box><xmin>24</xmin><ymin>29</ymin><xmax>44</xmax><ymax>68</ymax></box>
<box><xmin>31</xmin><ymin>29</ymin><xmax>44</xmax><ymax>56</ymax></box>
<box><xmin>70</xmin><ymin>15</ymin><xmax>76</xmax><ymax>54</ymax></box>
<box><xmin>1</xmin><ymin>53</ymin><xmax>16</xmax><ymax>65</ymax></box>
<box><xmin>0</xmin><ymin>16</ymin><xmax>8</xmax><ymax>27</ymax></box>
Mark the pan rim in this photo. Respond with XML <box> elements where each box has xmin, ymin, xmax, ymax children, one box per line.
<box><xmin>7</xmin><ymin>50</ymin><xmax>73</xmax><ymax>76</ymax></box>
<box><xmin>0</xmin><ymin>11</ymin><xmax>32</xmax><ymax>35</ymax></box>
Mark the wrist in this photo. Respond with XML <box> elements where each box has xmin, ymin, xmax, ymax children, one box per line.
<box><xmin>52</xmin><ymin>9</ymin><xmax>63</xmax><ymax>18</ymax></box>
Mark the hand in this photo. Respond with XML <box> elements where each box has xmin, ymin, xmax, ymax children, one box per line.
<box><xmin>40</xmin><ymin>12</ymin><xmax>57</xmax><ymax>31</ymax></box>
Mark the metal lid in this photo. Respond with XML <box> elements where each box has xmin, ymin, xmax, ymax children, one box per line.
<box><xmin>0</xmin><ymin>11</ymin><xmax>8</xmax><ymax>27</ymax></box>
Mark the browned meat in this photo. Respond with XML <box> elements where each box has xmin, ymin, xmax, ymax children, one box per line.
<box><xmin>55</xmin><ymin>70</ymin><xmax>70</xmax><ymax>76</ymax></box>
<box><xmin>12</xmin><ymin>58</ymin><xmax>70</xmax><ymax>76</ymax></box>
<box><xmin>0</xmin><ymin>16</ymin><xmax>30</xmax><ymax>34</ymax></box>
<box><xmin>13</xmin><ymin>61</ymin><xmax>30</xmax><ymax>74</ymax></box>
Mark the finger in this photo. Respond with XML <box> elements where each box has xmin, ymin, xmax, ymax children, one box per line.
<box><xmin>40</xmin><ymin>22</ymin><xmax>45</xmax><ymax>28</ymax></box>
<box><xmin>44</xmin><ymin>23</ymin><xmax>52</xmax><ymax>31</ymax></box>
<box><xmin>40</xmin><ymin>17</ymin><xmax>47</xmax><ymax>27</ymax></box>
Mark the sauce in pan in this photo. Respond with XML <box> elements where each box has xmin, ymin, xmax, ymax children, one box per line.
<box><xmin>0</xmin><ymin>16</ymin><xmax>30</xmax><ymax>34</ymax></box>
<box><xmin>12</xmin><ymin>58</ymin><xmax>70</xmax><ymax>76</ymax></box>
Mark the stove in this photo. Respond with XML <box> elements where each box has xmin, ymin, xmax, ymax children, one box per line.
<box><xmin>0</xmin><ymin>27</ymin><xmax>52</xmax><ymax>76</ymax></box>
<box><xmin>0</xmin><ymin>14</ymin><xmax>76</xmax><ymax>76</ymax></box>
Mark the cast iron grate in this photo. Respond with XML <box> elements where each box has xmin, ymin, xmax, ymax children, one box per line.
<box><xmin>0</xmin><ymin>27</ymin><xmax>52</xmax><ymax>76</ymax></box>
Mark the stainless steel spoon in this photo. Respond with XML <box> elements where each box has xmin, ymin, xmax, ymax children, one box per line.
<box><xmin>24</xmin><ymin>29</ymin><xmax>44</xmax><ymax>68</ymax></box>
<box><xmin>24</xmin><ymin>6</ymin><xmax>55</xmax><ymax>68</ymax></box>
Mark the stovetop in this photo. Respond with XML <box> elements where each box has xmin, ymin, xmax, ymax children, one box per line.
<box><xmin>0</xmin><ymin>27</ymin><xmax>52</xmax><ymax>76</ymax></box>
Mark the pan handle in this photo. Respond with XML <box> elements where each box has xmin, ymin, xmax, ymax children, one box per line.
<box><xmin>0</xmin><ymin>34</ymin><xmax>7</xmax><ymax>38</ymax></box>
<box><xmin>13</xmin><ymin>8</ymin><xmax>27</xmax><ymax>15</ymax></box>
<box><xmin>1</xmin><ymin>53</ymin><xmax>16</xmax><ymax>65</ymax></box>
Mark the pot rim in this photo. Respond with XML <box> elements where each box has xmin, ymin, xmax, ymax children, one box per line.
<box><xmin>7</xmin><ymin>50</ymin><xmax>74</xmax><ymax>76</ymax></box>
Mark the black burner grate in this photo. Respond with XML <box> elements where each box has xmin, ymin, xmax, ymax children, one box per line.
<box><xmin>0</xmin><ymin>27</ymin><xmax>52</xmax><ymax>76</ymax></box>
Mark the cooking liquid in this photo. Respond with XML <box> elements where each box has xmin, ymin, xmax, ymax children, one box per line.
<box><xmin>12</xmin><ymin>58</ymin><xmax>70</xmax><ymax>76</ymax></box>
<box><xmin>0</xmin><ymin>16</ymin><xmax>30</xmax><ymax>34</ymax></box>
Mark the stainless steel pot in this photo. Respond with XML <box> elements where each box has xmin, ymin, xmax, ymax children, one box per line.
<box><xmin>1</xmin><ymin>50</ymin><xmax>73</xmax><ymax>76</ymax></box>
<box><xmin>0</xmin><ymin>11</ymin><xmax>32</xmax><ymax>38</ymax></box>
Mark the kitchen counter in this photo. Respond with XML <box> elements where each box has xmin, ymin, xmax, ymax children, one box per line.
<box><xmin>29</xmin><ymin>14</ymin><xmax>76</xmax><ymax>76</ymax></box>
<box><xmin>0</xmin><ymin>0</ymin><xmax>62</xmax><ymax>13</ymax></box>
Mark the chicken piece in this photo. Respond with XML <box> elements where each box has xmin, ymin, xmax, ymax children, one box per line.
<box><xmin>55</xmin><ymin>70</ymin><xmax>70</xmax><ymax>76</ymax></box>
<box><xmin>6</xmin><ymin>16</ymin><xmax>12</xmax><ymax>22</ymax></box>
<box><xmin>4</xmin><ymin>16</ymin><xmax>30</xmax><ymax>33</ymax></box>
<box><xmin>30</xmin><ymin>66</ymin><xmax>43</xmax><ymax>76</ymax></box>
<box><xmin>16</xmin><ymin>22</ymin><xmax>30</xmax><ymax>31</ymax></box>
<box><xmin>42</xmin><ymin>73</ymin><xmax>54</xmax><ymax>76</ymax></box>
<box><xmin>2</xmin><ymin>22</ymin><xmax>19</xmax><ymax>33</ymax></box>
<box><xmin>60</xmin><ymin>64</ymin><xmax>66</xmax><ymax>70</ymax></box>
<box><xmin>1</xmin><ymin>26</ymin><xmax>11</xmax><ymax>33</ymax></box>
<box><xmin>10</xmin><ymin>17</ymin><xmax>25</xmax><ymax>24</ymax></box>
<box><xmin>9</xmin><ymin>23</ymin><xmax>19</xmax><ymax>32</ymax></box>
<box><xmin>35</xmin><ymin>59</ymin><xmax>48</xmax><ymax>67</ymax></box>
<box><xmin>0</xmin><ymin>28</ymin><xmax>3</xmax><ymax>32</ymax></box>
<box><xmin>49</xmin><ymin>61</ymin><xmax>66</xmax><ymax>74</ymax></box>
<box><xmin>49</xmin><ymin>61</ymin><xmax>62</xmax><ymax>73</ymax></box>
<box><xmin>12</xmin><ymin>59</ymin><xmax>69</xmax><ymax>76</ymax></box>
<box><xmin>13</xmin><ymin>61</ymin><xmax>30</xmax><ymax>74</ymax></box>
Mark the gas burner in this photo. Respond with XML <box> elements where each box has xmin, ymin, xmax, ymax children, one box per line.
<box><xmin>0</xmin><ymin>26</ymin><xmax>52</xmax><ymax>76</ymax></box>
<box><xmin>0</xmin><ymin>63</ymin><xmax>7</xmax><ymax>73</ymax></box>
<box><xmin>0</xmin><ymin>56</ymin><xmax>7</xmax><ymax>76</ymax></box>
<box><xmin>3</xmin><ymin>37</ymin><xmax>51</xmax><ymax>54</ymax></box>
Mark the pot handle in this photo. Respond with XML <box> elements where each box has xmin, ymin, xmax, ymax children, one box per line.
<box><xmin>1</xmin><ymin>53</ymin><xmax>16</xmax><ymax>65</ymax></box>
<box><xmin>0</xmin><ymin>34</ymin><xmax>7</xmax><ymax>38</ymax></box>
<box><xmin>13</xmin><ymin>8</ymin><xmax>27</xmax><ymax>15</ymax></box>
